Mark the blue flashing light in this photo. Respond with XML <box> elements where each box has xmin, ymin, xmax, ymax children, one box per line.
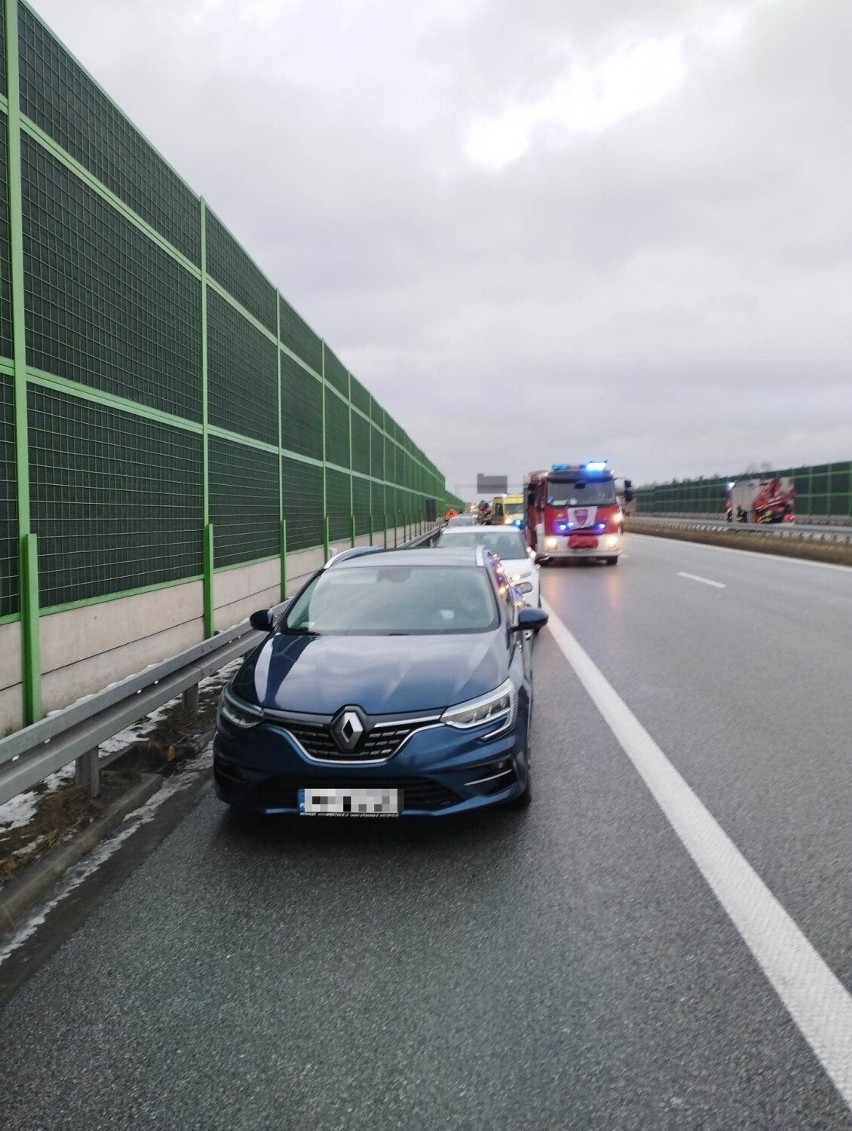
<box><xmin>584</xmin><ymin>460</ymin><xmax>608</xmax><ymax>472</ymax></box>
<box><xmin>595</xmin><ymin>522</ymin><xmax>606</xmax><ymax>531</ymax></box>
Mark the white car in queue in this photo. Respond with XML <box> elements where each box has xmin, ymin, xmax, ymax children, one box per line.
<box><xmin>433</xmin><ymin>526</ymin><xmax>541</xmax><ymax>607</ymax></box>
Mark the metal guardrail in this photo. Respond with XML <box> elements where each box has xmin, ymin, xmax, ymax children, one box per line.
<box><xmin>0</xmin><ymin>615</ymin><xmax>271</xmax><ymax>808</ymax></box>
<box><xmin>637</xmin><ymin>512</ymin><xmax>852</xmax><ymax>530</ymax></box>
<box><xmin>0</xmin><ymin>528</ymin><xmax>442</xmax><ymax>808</ymax></box>
<box><xmin>628</xmin><ymin>515</ymin><xmax>852</xmax><ymax>544</ymax></box>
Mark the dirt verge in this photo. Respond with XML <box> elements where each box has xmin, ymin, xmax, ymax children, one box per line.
<box><xmin>0</xmin><ymin>677</ymin><xmax>224</xmax><ymax>890</ymax></box>
<box><xmin>625</xmin><ymin>520</ymin><xmax>852</xmax><ymax>567</ymax></box>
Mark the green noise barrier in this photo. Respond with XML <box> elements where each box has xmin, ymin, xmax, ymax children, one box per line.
<box><xmin>1</xmin><ymin>0</ymin><xmax>459</xmax><ymax>725</ymax></box>
<box><xmin>635</xmin><ymin>463</ymin><xmax>852</xmax><ymax>519</ymax></box>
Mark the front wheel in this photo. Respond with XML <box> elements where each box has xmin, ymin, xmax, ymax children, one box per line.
<box><xmin>507</xmin><ymin>744</ymin><xmax>532</xmax><ymax>809</ymax></box>
<box><xmin>604</xmin><ymin>556</ymin><xmax>619</xmax><ymax>566</ymax></box>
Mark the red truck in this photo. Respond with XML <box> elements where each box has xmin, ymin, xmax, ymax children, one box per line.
<box><xmin>524</xmin><ymin>462</ymin><xmax>630</xmax><ymax>566</ymax></box>
<box><xmin>724</xmin><ymin>477</ymin><xmax>795</xmax><ymax>524</ymax></box>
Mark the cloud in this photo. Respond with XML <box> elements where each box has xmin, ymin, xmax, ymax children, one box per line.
<box><xmin>28</xmin><ymin>0</ymin><xmax>852</xmax><ymax>491</ymax></box>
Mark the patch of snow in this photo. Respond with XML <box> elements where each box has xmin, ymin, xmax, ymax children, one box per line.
<box><xmin>14</xmin><ymin>833</ymin><xmax>48</xmax><ymax>858</ymax></box>
<box><xmin>0</xmin><ymin>791</ymin><xmax>39</xmax><ymax>831</ymax></box>
<box><xmin>0</xmin><ymin>766</ymin><xmax>74</xmax><ymax>830</ymax></box>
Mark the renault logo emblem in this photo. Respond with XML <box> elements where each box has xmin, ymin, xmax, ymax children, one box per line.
<box><xmin>332</xmin><ymin>708</ymin><xmax>366</xmax><ymax>752</ymax></box>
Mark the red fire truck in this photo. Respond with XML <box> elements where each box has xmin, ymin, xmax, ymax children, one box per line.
<box><xmin>524</xmin><ymin>462</ymin><xmax>629</xmax><ymax>566</ymax></box>
<box><xmin>724</xmin><ymin>477</ymin><xmax>795</xmax><ymax>524</ymax></box>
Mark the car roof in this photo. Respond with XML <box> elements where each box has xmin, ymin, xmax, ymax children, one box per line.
<box><xmin>437</xmin><ymin>529</ymin><xmax>526</xmax><ymax>546</ymax></box>
<box><xmin>332</xmin><ymin>547</ymin><xmax>481</xmax><ymax>569</ymax></box>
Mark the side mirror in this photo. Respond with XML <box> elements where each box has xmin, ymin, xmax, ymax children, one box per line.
<box><xmin>623</xmin><ymin>489</ymin><xmax>633</xmax><ymax>503</ymax></box>
<box><xmin>624</xmin><ymin>479</ymin><xmax>632</xmax><ymax>489</ymax></box>
<box><xmin>534</xmin><ymin>553</ymin><xmax>550</xmax><ymax>565</ymax></box>
<box><xmin>513</xmin><ymin>607</ymin><xmax>548</xmax><ymax>633</ymax></box>
<box><xmin>250</xmin><ymin>609</ymin><xmax>275</xmax><ymax>632</ymax></box>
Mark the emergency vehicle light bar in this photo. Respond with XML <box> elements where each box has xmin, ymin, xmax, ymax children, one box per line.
<box><xmin>550</xmin><ymin>460</ymin><xmax>609</xmax><ymax>473</ymax></box>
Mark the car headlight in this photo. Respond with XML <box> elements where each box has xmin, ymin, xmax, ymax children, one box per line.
<box><xmin>604</xmin><ymin>534</ymin><xmax>620</xmax><ymax>548</ymax></box>
<box><xmin>442</xmin><ymin>678</ymin><xmax>517</xmax><ymax>738</ymax></box>
<box><xmin>218</xmin><ymin>684</ymin><xmax>264</xmax><ymax>729</ymax></box>
<box><xmin>545</xmin><ymin>537</ymin><xmax>558</xmax><ymax>550</ymax></box>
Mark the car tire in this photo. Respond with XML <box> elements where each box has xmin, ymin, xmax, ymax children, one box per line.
<box><xmin>604</xmin><ymin>556</ymin><xmax>619</xmax><ymax>566</ymax></box>
<box><xmin>507</xmin><ymin>743</ymin><xmax>532</xmax><ymax>809</ymax></box>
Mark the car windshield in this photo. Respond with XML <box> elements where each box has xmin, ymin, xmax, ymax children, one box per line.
<box><xmin>281</xmin><ymin>565</ymin><xmax>498</xmax><ymax>634</ymax></box>
<box><xmin>436</xmin><ymin>530</ymin><xmax>528</xmax><ymax>559</ymax></box>
<box><xmin>504</xmin><ymin>502</ymin><xmax>525</xmax><ymax>517</ymax></box>
<box><xmin>547</xmin><ymin>479</ymin><xmax>616</xmax><ymax>506</ymax></box>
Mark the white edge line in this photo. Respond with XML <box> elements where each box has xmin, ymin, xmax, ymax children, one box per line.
<box><xmin>542</xmin><ymin>599</ymin><xmax>852</xmax><ymax>1110</ymax></box>
<box><xmin>677</xmin><ymin>571</ymin><xmax>726</xmax><ymax>589</ymax></box>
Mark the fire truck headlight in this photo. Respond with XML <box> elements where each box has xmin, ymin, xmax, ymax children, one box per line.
<box><xmin>604</xmin><ymin>535</ymin><xmax>619</xmax><ymax>548</ymax></box>
<box><xmin>545</xmin><ymin>537</ymin><xmax>558</xmax><ymax>550</ymax></box>
<box><xmin>612</xmin><ymin>509</ymin><xmax>623</xmax><ymax>523</ymax></box>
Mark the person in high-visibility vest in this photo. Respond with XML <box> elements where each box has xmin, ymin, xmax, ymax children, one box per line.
<box><xmin>445</xmin><ymin>508</ymin><xmax>458</xmax><ymax>522</ymax></box>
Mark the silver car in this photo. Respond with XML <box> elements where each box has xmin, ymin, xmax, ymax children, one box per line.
<box><xmin>434</xmin><ymin>527</ymin><xmax>541</xmax><ymax>606</ymax></box>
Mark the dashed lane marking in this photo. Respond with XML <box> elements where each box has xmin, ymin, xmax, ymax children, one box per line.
<box><xmin>677</xmin><ymin>571</ymin><xmax>726</xmax><ymax>588</ymax></box>
<box><xmin>542</xmin><ymin>599</ymin><xmax>852</xmax><ymax>1111</ymax></box>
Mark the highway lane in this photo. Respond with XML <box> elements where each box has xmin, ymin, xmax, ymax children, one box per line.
<box><xmin>540</xmin><ymin>535</ymin><xmax>852</xmax><ymax>998</ymax></box>
<box><xmin>1</xmin><ymin>542</ymin><xmax>851</xmax><ymax>1129</ymax></box>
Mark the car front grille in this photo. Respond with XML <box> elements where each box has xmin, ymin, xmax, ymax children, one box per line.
<box><xmin>282</xmin><ymin>719</ymin><xmax>438</xmax><ymax>762</ymax></box>
<box><xmin>252</xmin><ymin>776</ymin><xmax>459</xmax><ymax>812</ymax></box>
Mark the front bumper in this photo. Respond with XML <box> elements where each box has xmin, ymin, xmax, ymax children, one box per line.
<box><xmin>213</xmin><ymin>709</ymin><xmax>529</xmax><ymax>816</ymax></box>
<box><xmin>539</xmin><ymin>532</ymin><xmax>622</xmax><ymax>559</ymax></box>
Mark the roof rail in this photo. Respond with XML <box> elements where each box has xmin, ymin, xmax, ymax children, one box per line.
<box><xmin>324</xmin><ymin>545</ymin><xmax>385</xmax><ymax>568</ymax></box>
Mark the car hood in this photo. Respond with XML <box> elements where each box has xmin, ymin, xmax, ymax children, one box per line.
<box><xmin>233</xmin><ymin>631</ymin><xmax>508</xmax><ymax>715</ymax></box>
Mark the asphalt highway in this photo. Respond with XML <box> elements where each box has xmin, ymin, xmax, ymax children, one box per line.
<box><xmin>2</xmin><ymin>534</ymin><xmax>851</xmax><ymax>1130</ymax></box>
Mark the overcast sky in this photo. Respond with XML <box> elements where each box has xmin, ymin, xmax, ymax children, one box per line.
<box><xmin>31</xmin><ymin>0</ymin><xmax>851</xmax><ymax>495</ymax></box>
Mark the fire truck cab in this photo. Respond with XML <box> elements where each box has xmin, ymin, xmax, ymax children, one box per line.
<box><xmin>525</xmin><ymin>461</ymin><xmax>624</xmax><ymax>565</ymax></box>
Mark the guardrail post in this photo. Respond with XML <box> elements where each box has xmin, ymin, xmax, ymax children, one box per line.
<box><xmin>323</xmin><ymin>515</ymin><xmax>331</xmax><ymax>561</ymax></box>
<box><xmin>280</xmin><ymin>518</ymin><xmax>288</xmax><ymax>601</ymax></box>
<box><xmin>350</xmin><ymin>513</ymin><xmax>356</xmax><ymax>549</ymax></box>
<box><xmin>182</xmin><ymin>684</ymin><xmax>199</xmax><ymax>713</ymax></box>
<box><xmin>394</xmin><ymin>512</ymin><xmax>399</xmax><ymax>548</ymax></box>
<box><xmin>75</xmin><ymin>748</ymin><xmax>100</xmax><ymax>797</ymax></box>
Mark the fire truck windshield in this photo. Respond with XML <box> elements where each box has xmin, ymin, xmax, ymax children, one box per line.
<box><xmin>547</xmin><ymin>480</ymin><xmax>616</xmax><ymax>506</ymax></box>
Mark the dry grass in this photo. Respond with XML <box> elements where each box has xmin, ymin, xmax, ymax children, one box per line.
<box><xmin>0</xmin><ymin>772</ymin><xmax>138</xmax><ymax>884</ymax></box>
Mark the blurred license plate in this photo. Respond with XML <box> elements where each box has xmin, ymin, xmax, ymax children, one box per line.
<box><xmin>298</xmin><ymin>787</ymin><xmax>401</xmax><ymax>817</ymax></box>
